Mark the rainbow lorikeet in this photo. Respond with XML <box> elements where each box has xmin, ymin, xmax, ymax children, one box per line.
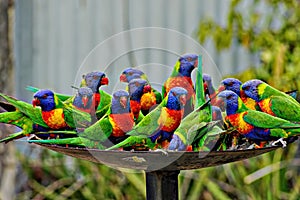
<box><xmin>106</xmin><ymin>87</ymin><xmax>188</xmax><ymax>150</ymax></box>
<box><xmin>218</xmin><ymin>90</ymin><xmax>300</xmax><ymax>147</ymax></box>
<box><xmin>26</xmin><ymin>71</ymin><xmax>111</xmax><ymax>119</ymax></box>
<box><xmin>29</xmin><ymin>90</ymin><xmax>135</xmax><ymax>149</ymax></box>
<box><xmin>168</xmin><ymin>101</ymin><xmax>223</xmax><ymax>151</ymax></box>
<box><xmin>32</xmin><ymin>89</ymin><xmax>91</xmax><ymax>129</ymax></box>
<box><xmin>241</xmin><ymin>79</ymin><xmax>300</xmax><ymax>122</ymax></box>
<box><xmin>0</xmin><ymin>92</ymin><xmax>55</xmax><ymax>143</ymax></box>
<box><xmin>220</xmin><ymin>78</ymin><xmax>258</xmax><ymax>110</ymax></box>
<box><xmin>162</xmin><ymin>54</ymin><xmax>198</xmax><ymax>116</ymax></box>
<box><xmin>72</xmin><ymin>87</ymin><xmax>98</xmax><ymax>123</ymax></box>
<box><xmin>128</xmin><ymin>78</ymin><xmax>151</xmax><ymax>122</ymax></box>
<box><xmin>120</xmin><ymin>67</ymin><xmax>162</xmax><ymax>115</ymax></box>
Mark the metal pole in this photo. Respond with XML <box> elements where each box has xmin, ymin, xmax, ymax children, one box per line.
<box><xmin>145</xmin><ymin>170</ymin><xmax>180</xmax><ymax>200</ymax></box>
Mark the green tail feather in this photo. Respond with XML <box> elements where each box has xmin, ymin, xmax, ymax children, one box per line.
<box><xmin>0</xmin><ymin>131</ymin><xmax>24</xmax><ymax>143</ymax></box>
<box><xmin>106</xmin><ymin>135</ymin><xmax>150</xmax><ymax>150</ymax></box>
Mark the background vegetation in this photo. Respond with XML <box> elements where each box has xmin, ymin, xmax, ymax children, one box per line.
<box><xmin>1</xmin><ymin>0</ymin><xmax>300</xmax><ymax>199</ymax></box>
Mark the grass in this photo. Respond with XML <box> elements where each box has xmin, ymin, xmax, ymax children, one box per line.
<box><xmin>14</xmin><ymin>140</ymin><xmax>300</xmax><ymax>200</ymax></box>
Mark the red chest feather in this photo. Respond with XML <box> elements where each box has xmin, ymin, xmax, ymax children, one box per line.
<box><xmin>158</xmin><ymin>108</ymin><xmax>184</xmax><ymax>132</ymax></box>
<box><xmin>42</xmin><ymin>109</ymin><xmax>68</xmax><ymax>129</ymax></box>
<box><xmin>164</xmin><ymin>77</ymin><xmax>195</xmax><ymax>100</ymax></box>
<box><xmin>258</xmin><ymin>99</ymin><xmax>275</xmax><ymax>116</ymax></box>
<box><xmin>109</xmin><ymin>113</ymin><xmax>134</xmax><ymax>137</ymax></box>
<box><xmin>130</xmin><ymin>100</ymin><xmax>141</xmax><ymax>119</ymax></box>
<box><xmin>225</xmin><ymin>112</ymin><xmax>254</xmax><ymax>134</ymax></box>
<box><xmin>94</xmin><ymin>93</ymin><xmax>101</xmax><ymax>109</ymax></box>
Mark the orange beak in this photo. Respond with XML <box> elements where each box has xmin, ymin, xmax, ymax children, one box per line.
<box><xmin>119</xmin><ymin>74</ymin><xmax>127</xmax><ymax>82</ymax></box>
<box><xmin>82</xmin><ymin>96</ymin><xmax>89</xmax><ymax>107</ymax></box>
<box><xmin>101</xmin><ymin>77</ymin><xmax>109</xmax><ymax>85</ymax></box>
<box><xmin>32</xmin><ymin>98</ymin><xmax>40</xmax><ymax>107</ymax></box>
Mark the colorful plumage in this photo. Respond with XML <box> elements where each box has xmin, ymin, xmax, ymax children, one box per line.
<box><xmin>221</xmin><ymin>78</ymin><xmax>258</xmax><ymax>110</ymax></box>
<box><xmin>120</xmin><ymin>68</ymin><xmax>162</xmax><ymax>115</ymax></box>
<box><xmin>162</xmin><ymin>54</ymin><xmax>198</xmax><ymax>116</ymax></box>
<box><xmin>218</xmin><ymin>90</ymin><xmax>300</xmax><ymax>147</ymax></box>
<box><xmin>106</xmin><ymin>87</ymin><xmax>188</xmax><ymax>150</ymax></box>
<box><xmin>29</xmin><ymin>90</ymin><xmax>134</xmax><ymax>148</ymax></box>
<box><xmin>128</xmin><ymin>78</ymin><xmax>151</xmax><ymax>122</ymax></box>
<box><xmin>168</xmin><ymin>101</ymin><xmax>221</xmax><ymax>151</ymax></box>
<box><xmin>72</xmin><ymin>87</ymin><xmax>97</xmax><ymax>123</ymax></box>
<box><xmin>26</xmin><ymin>71</ymin><xmax>111</xmax><ymax>119</ymax></box>
<box><xmin>32</xmin><ymin>89</ymin><xmax>91</xmax><ymax>129</ymax></box>
<box><xmin>241</xmin><ymin>79</ymin><xmax>300</xmax><ymax>122</ymax></box>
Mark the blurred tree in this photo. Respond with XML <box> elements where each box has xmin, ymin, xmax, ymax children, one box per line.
<box><xmin>0</xmin><ymin>0</ymin><xmax>16</xmax><ymax>199</ymax></box>
<box><xmin>196</xmin><ymin>0</ymin><xmax>300</xmax><ymax>92</ymax></box>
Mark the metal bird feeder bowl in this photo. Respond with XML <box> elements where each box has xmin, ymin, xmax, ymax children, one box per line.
<box><xmin>34</xmin><ymin>144</ymin><xmax>280</xmax><ymax>200</ymax></box>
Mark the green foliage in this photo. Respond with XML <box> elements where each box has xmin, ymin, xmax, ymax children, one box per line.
<box><xmin>15</xmin><ymin>148</ymin><xmax>145</xmax><ymax>200</ymax></box>
<box><xmin>196</xmin><ymin>0</ymin><xmax>300</xmax><ymax>91</ymax></box>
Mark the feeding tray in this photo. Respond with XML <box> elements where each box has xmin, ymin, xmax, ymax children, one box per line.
<box><xmin>34</xmin><ymin>143</ymin><xmax>279</xmax><ymax>171</ymax></box>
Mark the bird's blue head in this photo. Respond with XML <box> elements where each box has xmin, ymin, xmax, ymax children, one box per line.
<box><xmin>178</xmin><ymin>54</ymin><xmax>198</xmax><ymax>77</ymax></box>
<box><xmin>83</xmin><ymin>71</ymin><xmax>109</xmax><ymax>93</ymax></box>
<box><xmin>32</xmin><ymin>89</ymin><xmax>56</xmax><ymax>111</ymax></box>
<box><xmin>217</xmin><ymin>90</ymin><xmax>240</xmax><ymax>115</ymax></box>
<box><xmin>73</xmin><ymin>87</ymin><xmax>94</xmax><ymax>109</ymax></box>
<box><xmin>111</xmin><ymin>90</ymin><xmax>131</xmax><ymax>114</ymax></box>
<box><xmin>128</xmin><ymin>79</ymin><xmax>151</xmax><ymax>101</ymax></box>
<box><xmin>241</xmin><ymin>79</ymin><xmax>264</xmax><ymax>102</ymax></box>
<box><xmin>221</xmin><ymin>78</ymin><xmax>242</xmax><ymax>95</ymax></box>
<box><xmin>120</xmin><ymin>68</ymin><xmax>145</xmax><ymax>83</ymax></box>
<box><xmin>166</xmin><ymin>87</ymin><xmax>188</xmax><ymax>110</ymax></box>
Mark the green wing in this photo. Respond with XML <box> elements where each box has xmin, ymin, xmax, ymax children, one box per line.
<box><xmin>153</xmin><ymin>88</ymin><xmax>162</xmax><ymax>104</ymax></box>
<box><xmin>263</xmin><ymin>85</ymin><xmax>299</xmax><ymax>105</ymax></box>
<box><xmin>0</xmin><ymin>93</ymin><xmax>48</xmax><ymax>127</ymax></box>
<box><xmin>28</xmin><ymin>136</ymin><xmax>105</xmax><ymax>149</ymax></box>
<box><xmin>127</xmin><ymin>98</ymin><xmax>167</xmax><ymax>136</ymax></box>
<box><xmin>268</xmin><ymin>96</ymin><xmax>300</xmax><ymax>121</ymax></box>
<box><xmin>78</xmin><ymin>114</ymin><xmax>112</xmax><ymax>142</ymax></box>
<box><xmin>243</xmin><ymin>110</ymin><xmax>298</xmax><ymax>129</ymax></box>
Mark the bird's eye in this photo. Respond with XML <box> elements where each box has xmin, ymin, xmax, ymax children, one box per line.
<box><xmin>244</xmin><ymin>86</ymin><xmax>250</xmax><ymax>90</ymax></box>
<box><xmin>228</xmin><ymin>82</ymin><xmax>233</xmax><ymax>86</ymax></box>
<box><xmin>42</xmin><ymin>94</ymin><xmax>48</xmax><ymax>99</ymax></box>
<box><xmin>93</xmin><ymin>75</ymin><xmax>98</xmax><ymax>80</ymax></box>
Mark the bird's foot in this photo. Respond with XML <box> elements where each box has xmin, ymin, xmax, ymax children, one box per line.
<box><xmin>272</xmin><ymin>138</ymin><xmax>287</xmax><ymax>148</ymax></box>
<box><xmin>151</xmin><ymin>149</ymin><xmax>168</xmax><ymax>156</ymax></box>
<box><xmin>27</xmin><ymin>134</ymin><xmax>42</xmax><ymax>140</ymax></box>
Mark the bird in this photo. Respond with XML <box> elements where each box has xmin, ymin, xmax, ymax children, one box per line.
<box><xmin>162</xmin><ymin>54</ymin><xmax>198</xmax><ymax>116</ymax></box>
<box><xmin>32</xmin><ymin>89</ymin><xmax>91</xmax><ymax>129</ymax></box>
<box><xmin>168</xmin><ymin>101</ymin><xmax>221</xmax><ymax>151</ymax></box>
<box><xmin>218</xmin><ymin>90</ymin><xmax>300</xmax><ymax>147</ymax></box>
<box><xmin>26</xmin><ymin>71</ymin><xmax>111</xmax><ymax>119</ymax></box>
<box><xmin>72</xmin><ymin>87</ymin><xmax>98</xmax><ymax>123</ymax></box>
<box><xmin>241</xmin><ymin>79</ymin><xmax>300</xmax><ymax>122</ymax></box>
<box><xmin>29</xmin><ymin>90</ymin><xmax>135</xmax><ymax>148</ymax></box>
<box><xmin>120</xmin><ymin>67</ymin><xmax>162</xmax><ymax>115</ymax></box>
<box><xmin>220</xmin><ymin>78</ymin><xmax>258</xmax><ymax>110</ymax></box>
<box><xmin>127</xmin><ymin>78</ymin><xmax>151</xmax><ymax>122</ymax></box>
<box><xmin>106</xmin><ymin>87</ymin><xmax>188</xmax><ymax>150</ymax></box>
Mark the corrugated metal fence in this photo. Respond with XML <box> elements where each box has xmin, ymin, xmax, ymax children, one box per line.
<box><xmin>15</xmin><ymin>0</ymin><xmax>257</xmax><ymax>100</ymax></box>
